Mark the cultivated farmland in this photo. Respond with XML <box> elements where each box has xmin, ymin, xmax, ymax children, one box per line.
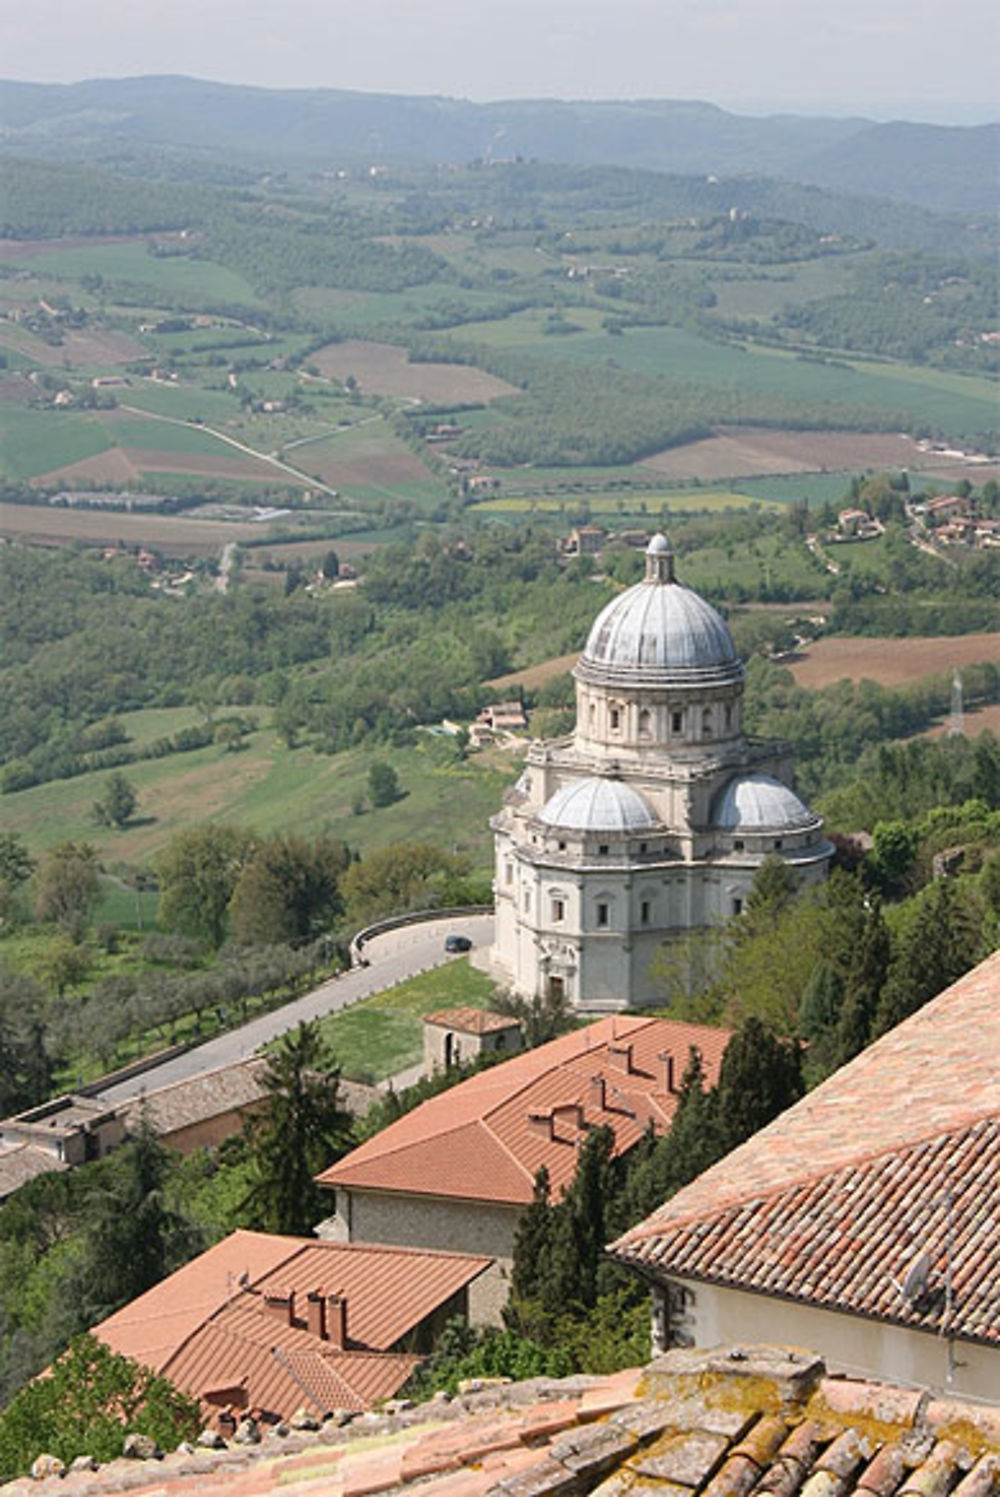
<box><xmin>788</xmin><ymin>634</ymin><xmax>1000</xmax><ymax>690</ymax></box>
<box><xmin>311</xmin><ymin>339</ymin><xmax>518</xmax><ymax>402</ymax></box>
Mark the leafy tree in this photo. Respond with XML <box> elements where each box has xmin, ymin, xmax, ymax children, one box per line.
<box><xmin>0</xmin><ymin>968</ymin><xmax>54</xmax><ymax>1117</ymax></box>
<box><xmin>735</xmin><ymin>854</ymin><xmax>798</xmax><ymax>942</ymax></box>
<box><xmin>228</xmin><ymin>834</ymin><xmax>349</xmax><ymax>946</ymax></box>
<box><xmin>31</xmin><ymin>842</ymin><xmax>100</xmax><ymax>942</ymax></box>
<box><xmin>368</xmin><ymin>760</ymin><xmax>401</xmax><ymax>808</ymax></box>
<box><xmin>37</xmin><ymin>939</ymin><xmax>90</xmax><ymax>998</ymax></box>
<box><xmin>321</xmin><ymin>549</ymin><xmax>340</xmax><ymax>579</ymax></box>
<box><xmin>871</xmin><ymin>819</ymin><xmax>919</xmax><ymax>891</ymax></box>
<box><xmin>93</xmin><ymin>772</ymin><xmax>137</xmax><ymax>830</ymax></box>
<box><xmin>0</xmin><ymin>1334</ymin><xmax>200</xmax><ymax>1480</ymax></box>
<box><xmin>240</xmin><ymin>1022</ymin><xmax>353</xmax><ymax>1235</ymax></box>
<box><xmin>341</xmin><ymin>842</ymin><xmax>472</xmax><ymax>924</ymax></box>
<box><xmin>155</xmin><ymin>824</ymin><xmax>256</xmax><ymax>949</ymax></box>
<box><xmin>510</xmin><ymin>1167</ymin><xmax>554</xmax><ymax>1308</ymax></box>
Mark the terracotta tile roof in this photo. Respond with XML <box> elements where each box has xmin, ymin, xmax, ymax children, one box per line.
<box><xmin>8</xmin><ymin>1346</ymin><xmax>997</xmax><ymax>1497</ymax></box>
<box><xmin>93</xmin><ymin>1230</ymin><xmax>491</xmax><ymax>1421</ymax></box>
<box><xmin>0</xmin><ymin>1144</ymin><xmax>67</xmax><ymax>1201</ymax></box>
<box><xmin>611</xmin><ymin>951</ymin><xmax>1000</xmax><ymax>1345</ymax></box>
<box><xmin>318</xmin><ymin>1016</ymin><xmax>732</xmax><ymax>1206</ymax></box>
<box><xmin>125</xmin><ymin>1059</ymin><xmax>378</xmax><ymax>1137</ymax></box>
<box><xmin>423</xmin><ymin>1008</ymin><xmax>521</xmax><ymax>1035</ymax></box>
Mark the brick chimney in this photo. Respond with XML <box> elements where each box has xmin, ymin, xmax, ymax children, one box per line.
<box><xmin>527</xmin><ymin>1111</ymin><xmax>554</xmax><ymax>1140</ymax></box>
<box><xmin>328</xmin><ymin>1294</ymin><xmax>348</xmax><ymax>1350</ymax></box>
<box><xmin>607</xmin><ymin>1042</ymin><xmax>634</xmax><ymax>1073</ymax></box>
<box><xmin>588</xmin><ymin>1074</ymin><xmax>607</xmax><ymax>1111</ymax></box>
<box><xmin>551</xmin><ymin>1103</ymin><xmax>584</xmax><ymax>1139</ymax></box>
<box><xmin>264</xmin><ymin>1290</ymin><xmax>295</xmax><ymax>1325</ymax></box>
<box><xmin>307</xmin><ymin>1290</ymin><xmax>327</xmax><ymax>1341</ymax></box>
<box><xmin>658</xmin><ymin>1050</ymin><xmax>676</xmax><ymax>1093</ymax></box>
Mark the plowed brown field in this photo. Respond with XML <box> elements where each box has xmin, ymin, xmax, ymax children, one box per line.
<box><xmin>312</xmin><ymin>340</ymin><xmax>517</xmax><ymax>403</ymax></box>
<box><xmin>788</xmin><ymin>634</ymin><xmax>1000</xmax><ymax>689</ymax></box>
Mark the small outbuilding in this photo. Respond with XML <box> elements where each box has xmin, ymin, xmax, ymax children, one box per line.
<box><xmin>422</xmin><ymin>1007</ymin><xmax>523</xmax><ymax>1072</ymax></box>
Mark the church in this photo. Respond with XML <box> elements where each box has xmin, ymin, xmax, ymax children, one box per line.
<box><xmin>489</xmin><ymin>534</ymin><xmax>832</xmax><ymax>1011</ymax></box>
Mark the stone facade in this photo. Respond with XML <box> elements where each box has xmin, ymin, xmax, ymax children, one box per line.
<box><xmin>317</xmin><ymin>1188</ymin><xmax>522</xmax><ymax>1327</ymax></box>
<box><xmin>490</xmin><ymin>536</ymin><xmax>831</xmax><ymax>1011</ymax></box>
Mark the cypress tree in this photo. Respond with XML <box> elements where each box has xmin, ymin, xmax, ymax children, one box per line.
<box><xmin>715</xmin><ymin>1017</ymin><xmax>803</xmax><ymax>1155</ymax></box>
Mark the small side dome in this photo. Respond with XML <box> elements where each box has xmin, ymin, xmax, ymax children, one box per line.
<box><xmin>540</xmin><ymin>777</ymin><xmax>657</xmax><ymax>834</ymax></box>
<box><xmin>713</xmin><ymin>774</ymin><xmax>818</xmax><ymax>832</ymax></box>
<box><xmin>647</xmin><ymin>532</ymin><xmax>672</xmax><ymax>554</ymax></box>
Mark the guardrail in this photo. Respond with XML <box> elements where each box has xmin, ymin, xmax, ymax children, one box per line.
<box><xmin>78</xmin><ymin>1042</ymin><xmax>194</xmax><ymax>1099</ymax></box>
<box><xmin>350</xmin><ymin>905</ymin><xmax>494</xmax><ymax>966</ymax></box>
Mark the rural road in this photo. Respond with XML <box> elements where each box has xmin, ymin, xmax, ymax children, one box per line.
<box><xmin>95</xmin><ymin>913</ymin><xmax>495</xmax><ymax>1106</ymax></box>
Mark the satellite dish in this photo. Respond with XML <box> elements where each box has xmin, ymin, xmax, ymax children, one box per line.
<box><xmin>901</xmin><ymin>1251</ymin><xmax>931</xmax><ymax>1302</ymax></box>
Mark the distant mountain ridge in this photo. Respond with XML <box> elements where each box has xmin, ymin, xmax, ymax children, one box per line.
<box><xmin>0</xmin><ymin>76</ymin><xmax>995</xmax><ymax>215</ymax></box>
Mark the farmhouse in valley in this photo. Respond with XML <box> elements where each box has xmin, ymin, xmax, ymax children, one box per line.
<box><xmin>490</xmin><ymin>534</ymin><xmax>832</xmax><ymax>1011</ymax></box>
<box><xmin>316</xmin><ymin>1014</ymin><xmax>731</xmax><ymax>1324</ymax></box>
<box><xmin>610</xmin><ymin>950</ymin><xmax>1000</xmax><ymax>1400</ymax></box>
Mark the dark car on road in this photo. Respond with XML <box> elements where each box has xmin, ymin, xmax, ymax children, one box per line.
<box><xmin>444</xmin><ymin>934</ymin><xmax>473</xmax><ymax>953</ymax></box>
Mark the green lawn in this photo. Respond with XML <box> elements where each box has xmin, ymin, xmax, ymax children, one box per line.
<box><xmin>1</xmin><ymin>725</ymin><xmax>516</xmax><ymax>870</ymax></box>
<box><xmin>120</xmin><ymin>381</ymin><xmax>245</xmax><ymax>423</ymax></box>
<box><xmin>307</xmin><ymin>959</ymin><xmax>497</xmax><ymax>1082</ymax></box>
<box><xmin>99</xmin><ymin>411</ymin><xmax>247</xmax><ymax>454</ymax></box>
<box><xmin>6</xmin><ymin>243</ymin><xmax>262</xmax><ymax>308</ymax></box>
<box><xmin>477</xmin><ymin>489</ymin><xmax>778</xmax><ymax>515</ymax></box>
<box><xmin>0</xmin><ymin>404</ymin><xmax>114</xmax><ymax>480</ymax></box>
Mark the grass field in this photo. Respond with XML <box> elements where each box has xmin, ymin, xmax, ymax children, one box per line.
<box><xmin>297</xmin><ymin>419</ymin><xmax>445</xmax><ymax>505</ymax></box>
<box><xmin>4</xmin><ymin>242</ymin><xmax>262</xmax><ymax>308</ymax></box>
<box><xmin>1</xmin><ymin>720</ymin><xmax>519</xmax><ymax>868</ymax></box>
<box><xmin>475</xmin><ymin>489</ymin><xmax>780</xmax><ymax>515</ymax></box>
<box><xmin>788</xmin><ymin>634</ymin><xmax>1000</xmax><ymax>689</ymax></box>
<box><xmin>442</xmin><ymin>315</ymin><xmax>998</xmax><ymax>441</ymax></box>
<box><xmin>307</xmin><ymin>959</ymin><xmax>497</xmax><ymax>1082</ymax></box>
<box><xmin>0</xmin><ymin>501</ymin><xmax>278</xmax><ymax>553</ymax></box>
<box><xmin>0</xmin><ymin>405</ymin><xmax>113</xmax><ymax>481</ymax></box>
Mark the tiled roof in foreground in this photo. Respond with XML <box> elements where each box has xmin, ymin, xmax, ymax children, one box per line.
<box><xmin>93</xmin><ymin>1230</ymin><xmax>492</xmax><ymax>1421</ymax></box>
<box><xmin>611</xmin><ymin>951</ymin><xmax>1000</xmax><ymax>1345</ymax></box>
<box><xmin>4</xmin><ymin>1344</ymin><xmax>998</xmax><ymax>1497</ymax></box>
<box><xmin>318</xmin><ymin>1015</ymin><xmax>732</xmax><ymax>1206</ymax></box>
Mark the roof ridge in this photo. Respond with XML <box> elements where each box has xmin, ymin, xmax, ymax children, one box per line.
<box><xmin>619</xmin><ymin>1107</ymin><xmax>1000</xmax><ymax>1246</ymax></box>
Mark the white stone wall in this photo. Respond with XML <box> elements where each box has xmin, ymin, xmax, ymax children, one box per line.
<box><xmin>664</xmin><ymin>1277</ymin><xmax>999</xmax><ymax>1402</ymax></box>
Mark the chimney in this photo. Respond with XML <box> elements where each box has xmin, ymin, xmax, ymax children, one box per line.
<box><xmin>328</xmin><ymin>1294</ymin><xmax>348</xmax><ymax>1350</ymax></box>
<box><xmin>658</xmin><ymin>1051</ymin><xmax>676</xmax><ymax>1093</ymax></box>
<box><xmin>527</xmin><ymin>1111</ymin><xmax>554</xmax><ymax>1140</ymax></box>
<box><xmin>607</xmin><ymin>1042</ymin><xmax>634</xmax><ymax>1073</ymax></box>
<box><xmin>307</xmin><ymin>1290</ymin><xmax>327</xmax><ymax>1341</ymax></box>
<box><xmin>588</xmin><ymin>1075</ymin><xmax>606</xmax><ymax>1111</ymax></box>
<box><xmin>264</xmin><ymin>1290</ymin><xmax>295</xmax><ymax>1325</ymax></box>
<box><xmin>551</xmin><ymin>1103</ymin><xmax>584</xmax><ymax>1139</ymax></box>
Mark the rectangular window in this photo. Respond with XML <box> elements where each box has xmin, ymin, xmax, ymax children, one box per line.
<box><xmin>732</xmin><ymin>897</ymin><xmax>743</xmax><ymax>916</ymax></box>
<box><xmin>609</xmin><ymin>708</ymin><xmax>621</xmax><ymax>731</ymax></box>
<box><xmin>641</xmin><ymin>900</ymin><xmax>651</xmax><ymax>925</ymax></box>
<box><xmin>505</xmin><ymin>862</ymin><xmax>513</xmax><ymax>884</ymax></box>
<box><xmin>598</xmin><ymin>844</ymin><xmax>609</xmax><ymax>856</ymax></box>
<box><xmin>639</xmin><ymin>842</ymin><xmax>647</xmax><ymax>855</ymax></box>
<box><xmin>671</xmin><ymin>710</ymin><xmax>683</xmax><ymax>734</ymax></box>
<box><xmin>734</xmin><ymin>839</ymin><xmax>744</xmax><ymax>851</ymax></box>
<box><xmin>551</xmin><ymin>898</ymin><xmax>565</xmax><ymax>923</ymax></box>
<box><xmin>596</xmin><ymin>902</ymin><xmax>609</xmax><ymax>927</ymax></box>
<box><xmin>523</xmin><ymin>890</ymin><xmax>531</xmax><ymax>911</ymax></box>
<box><xmin>774</xmin><ymin>838</ymin><xmax>784</xmax><ymax>851</ymax></box>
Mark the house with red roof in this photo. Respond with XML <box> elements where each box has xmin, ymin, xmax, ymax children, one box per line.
<box><xmin>316</xmin><ymin>1015</ymin><xmax>731</xmax><ymax>1324</ymax></box>
<box><xmin>92</xmin><ymin>1230</ymin><xmax>491</xmax><ymax>1426</ymax></box>
<box><xmin>610</xmin><ymin>950</ymin><xmax>1000</xmax><ymax>1401</ymax></box>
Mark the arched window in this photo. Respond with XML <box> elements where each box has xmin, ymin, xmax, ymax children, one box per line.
<box><xmin>638</xmin><ymin>708</ymin><xmax>652</xmax><ymax>740</ymax></box>
<box><xmin>702</xmin><ymin>707</ymin><xmax>713</xmax><ymax>736</ymax></box>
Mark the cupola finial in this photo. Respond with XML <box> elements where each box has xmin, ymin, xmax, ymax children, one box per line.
<box><xmin>645</xmin><ymin>532</ymin><xmax>675</xmax><ymax>584</ymax></box>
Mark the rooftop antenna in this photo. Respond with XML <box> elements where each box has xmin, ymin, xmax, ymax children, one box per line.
<box><xmin>947</xmin><ymin>670</ymin><xmax>964</xmax><ymax>737</ymax></box>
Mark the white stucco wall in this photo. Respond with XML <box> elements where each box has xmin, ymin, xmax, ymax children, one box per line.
<box><xmin>664</xmin><ymin>1277</ymin><xmax>998</xmax><ymax>1401</ymax></box>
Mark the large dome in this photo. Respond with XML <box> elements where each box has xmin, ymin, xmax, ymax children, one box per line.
<box><xmin>713</xmin><ymin>774</ymin><xmax>818</xmax><ymax>832</ymax></box>
<box><xmin>575</xmin><ymin>535</ymin><xmax>742</xmax><ymax>689</ymax></box>
<box><xmin>539</xmin><ymin>777</ymin><xmax>658</xmax><ymax>834</ymax></box>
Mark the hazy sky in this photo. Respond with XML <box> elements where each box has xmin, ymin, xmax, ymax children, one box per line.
<box><xmin>2</xmin><ymin>0</ymin><xmax>996</xmax><ymax>123</ymax></box>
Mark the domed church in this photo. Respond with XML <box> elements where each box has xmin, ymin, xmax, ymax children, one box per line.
<box><xmin>489</xmin><ymin>535</ymin><xmax>832</xmax><ymax>1011</ymax></box>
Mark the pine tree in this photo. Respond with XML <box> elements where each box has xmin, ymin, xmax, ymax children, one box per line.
<box><xmin>563</xmin><ymin>1126</ymin><xmax>614</xmax><ymax>1308</ymax></box>
<box><xmin>240</xmin><ymin>1021</ymin><xmax>353</xmax><ymax>1236</ymax></box>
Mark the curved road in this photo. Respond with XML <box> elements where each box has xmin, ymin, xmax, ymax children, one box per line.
<box><xmin>97</xmin><ymin>913</ymin><xmax>495</xmax><ymax>1106</ymax></box>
